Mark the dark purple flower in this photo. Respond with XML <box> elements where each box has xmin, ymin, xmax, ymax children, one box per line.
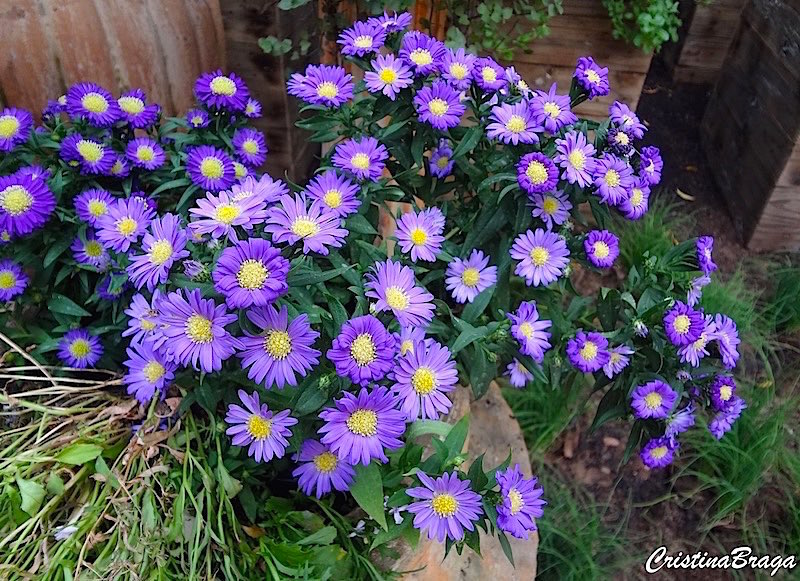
<box><xmin>440</xmin><ymin>48</ymin><xmax>475</xmax><ymax>90</ymax></box>
<box><xmin>338</xmin><ymin>20</ymin><xmax>386</xmax><ymax>56</ymax></box>
<box><xmin>65</xmin><ymin>82</ymin><xmax>121</xmax><ymax>127</ymax></box>
<box><xmin>584</xmin><ymin>230</ymin><xmax>620</xmax><ymax>268</ymax></box>
<box><xmin>592</xmin><ymin>154</ymin><xmax>634</xmax><ymax>205</ymax></box>
<box><xmin>0</xmin><ymin>171</ymin><xmax>56</xmax><ymax>237</ymax></box>
<box><xmin>126</xmin><ymin>137</ymin><xmax>166</xmax><ymax>171</ymax></box>
<box><xmin>530</xmin><ymin>83</ymin><xmax>577</xmax><ymax>133</ymax></box>
<box><xmin>712</xmin><ymin>314</ymin><xmax>740</xmax><ymax>369</ymax></box>
<box><xmin>127</xmin><ymin>214</ymin><xmax>190</xmax><ymax>291</ymax></box>
<box><xmin>639</xmin><ymin>146</ymin><xmax>663</xmax><ymax>185</ymax></box>
<box><xmin>117</xmin><ymin>89</ymin><xmax>160</xmax><ymax>129</ymax></box>
<box><xmin>399</xmin><ymin>31</ymin><xmax>445</xmax><ymax>76</ymax></box>
<box><xmin>123</xmin><ymin>341</ymin><xmax>177</xmax><ymax>403</ymax></box>
<box><xmin>327</xmin><ymin>315</ymin><xmax>396</xmax><ymax>386</ymax></box>
<box><xmin>60</xmin><ymin>134</ymin><xmax>115</xmax><ymax>175</ymax></box>
<box><xmin>213</xmin><ymin>238</ymin><xmax>289</xmax><ymax>308</ymax></box>
<box><xmin>574</xmin><ymin>56</ymin><xmax>609</xmax><ymax>99</ymax></box>
<box><xmin>0</xmin><ymin>108</ymin><xmax>33</xmax><ymax>152</ymax></box>
<box><xmin>487</xmin><ymin>102</ymin><xmax>540</xmax><ymax>145</ymax></box>
<box><xmin>332</xmin><ymin>136</ymin><xmax>389</xmax><ymax>182</ymax></box>
<box><xmin>609</xmin><ymin>101</ymin><xmax>646</xmax><ymax>139</ymax></box>
<box><xmin>233</xmin><ymin>127</ymin><xmax>268</xmax><ymax>167</ymax></box>
<box><xmin>57</xmin><ymin>329</ymin><xmax>102</xmax><ymax>368</ymax></box>
<box><xmin>287</xmin><ymin>64</ymin><xmax>354</xmax><ymax>108</ymax></box>
<box><xmin>641</xmin><ymin>436</ymin><xmax>678</xmax><ymax>469</ymax></box>
<box><xmin>631</xmin><ymin>380</ymin><xmax>678</xmax><ymax>419</ymax></box>
<box><xmin>709</xmin><ymin>396</ymin><xmax>746</xmax><ymax>440</ymax></box>
<box><xmin>429</xmin><ymin>140</ymin><xmax>454</xmax><ymax>178</ymax></box>
<box><xmin>621</xmin><ymin>178</ymin><xmax>650</xmax><ymax>220</ymax></box>
<box><xmin>0</xmin><ymin>259</ymin><xmax>28</xmax><ymax>301</ymax></box>
<box><xmin>414</xmin><ymin>80</ymin><xmax>465</xmax><ymax>131</ymax></box>
<box><xmin>696</xmin><ymin>236</ymin><xmax>717</xmax><ymax>275</ymax></box>
<box><xmin>185</xmin><ymin>145</ymin><xmax>236</xmax><ymax>192</ymax></box>
<box><xmin>496</xmin><ymin>464</ymin><xmax>546</xmax><ymax>539</ymax></box>
<box><xmin>663</xmin><ymin>301</ymin><xmax>705</xmax><ymax>347</ymax></box>
<box><xmin>292</xmin><ymin>439</ymin><xmax>356</xmax><ymax>498</ymax></box>
<box><xmin>517</xmin><ymin>152</ymin><xmax>558</xmax><ymax>195</ymax></box>
<box><xmin>472</xmin><ymin>57</ymin><xmax>507</xmax><ymax>92</ymax></box>
<box><xmin>195</xmin><ymin>70</ymin><xmax>250</xmax><ymax>112</ymax></box>
<box><xmin>566</xmin><ymin>330</ymin><xmax>610</xmax><ymax>373</ymax></box>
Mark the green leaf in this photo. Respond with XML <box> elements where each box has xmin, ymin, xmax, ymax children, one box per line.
<box><xmin>444</xmin><ymin>413</ymin><xmax>469</xmax><ymax>457</ymax></box>
<box><xmin>461</xmin><ymin>286</ymin><xmax>494</xmax><ymax>323</ymax></box>
<box><xmin>43</xmin><ymin>236</ymin><xmax>74</xmax><ymax>268</ymax></box>
<box><xmin>350</xmin><ymin>463</ymin><xmax>388</xmax><ymax>530</ymax></box>
<box><xmin>451</xmin><ymin>125</ymin><xmax>483</xmax><ymax>159</ymax></box>
<box><xmin>56</xmin><ymin>442</ymin><xmax>103</xmax><ymax>465</ymax></box>
<box><xmin>449</xmin><ymin>321</ymin><xmax>489</xmax><ymax>354</ymax></box>
<box><xmin>590</xmin><ymin>388</ymin><xmax>628</xmax><ymax>432</ymax></box>
<box><xmin>298</xmin><ymin>525</ymin><xmax>337</xmax><ymax>546</ymax></box>
<box><xmin>48</xmin><ymin>293</ymin><xmax>91</xmax><ymax>317</ymax></box>
<box><xmin>346</xmin><ymin>213</ymin><xmax>378</xmax><ymax>235</ymax></box>
<box><xmin>498</xmin><ymin>531</ymin><xmax>515</xmax><ymax>566</ymax></box>
<box><xmin>406</xmin><ymin>420</ymin><xmax>452</xmax><ymax>439</ymax></box>
<box><xmin>16</xmin><ymin>478</ymin><xmax>45</xmax><ymax>516</ymax></box>
<box><xmin>287</xmin><ymin>264</ymin><xmax>352</xmax><ymax>287</ymax></box>
<box><xmin>218</xmin><ymin>463</ymin><xmax>243</xmax><ymax>498</ymax></box>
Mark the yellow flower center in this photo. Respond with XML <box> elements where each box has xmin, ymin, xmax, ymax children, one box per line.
<box><xmin>568</xmin><ymin>149</ymin><xmax>585</xmax><ymax>170</ymax></box>
<box><xmin>185</xmin><ymin>314</ymin><xmax>213</xmax><ymax>343</ymax></box>
<box><xmin>143</xmin><ymin>361</ymin><xmax>166</xmax><ymax>383</ymax></box>
<box><xmin>505</xmin><ymin>115</ymin><xmax>526</xmax><ymax>133</ymax></box>
<box><xmin>351</xmin><ymin>153</ymin><xmax>370</xmax><ymax>170</ymax></box>
<box><xmin>242</xmin><ymin>139</ymin><xmax>259</xmax><ymax>155</ymax></box>
<box><xmin>411</xmin><ymin>366</ymin><xmax>436</xmax><ymax>395</ymax></box>
<box><xmin>508</xmin><ymin>488</ymin><xmax>524</xmax><ymax>515</ymax></box>
<box><xmin>200</xmin><ymin>157</ymin><xmax>224</xmax><ymax>179</ymax></box>
<box><xmin>264</xmin><ymin>330</ymin><xmax>292</xmax><ymax>359</ymax></box>
<box><xmin>410</xmin><ymin>227</ymin><xmax>428</xmax><ymax>246</ymax></box>
<box><xmin>400</xmin><ymin>340</ymin><xmax>414</xmax><ymax>356</ymax></box>
<box><xmin>719</xmin><ymin>385</ymin><xmax>732</xmax><ymax>401</ymax></box>
<box><xmin>81</xmin><ymin>92</ymin><xmax>109</xmax><ymax>114</ymax></box>
<box><xmin>449</xmin><ymin>63</ymin><xmax>468</xmax><ymax>80</ymax></box>
<box><xmin>136</xmin><ymin>145</ymin><xmax>155</xmax><ymax>162</ymax></box>
<box><xmin>111</xmin><ymin>160</ymin><xmax>125</xmax><ymax>175</ymax></box>
<box><xmin>579</xmin><ymin>341</ymin><xmax>598</xmax><ymax>362</ymax></box>
<box><xmin>350</xmin><ymin>333</ymin><xmax>377</xmax><ymax>366</ymax></box>
<box><xmin>615</xmin><ymin>132</ymin><xmax>630</xmax><ymax>146</ymax></box>
<box><xmin>525</xmin><ymin>160</ymin><xmax>548</xmax><ymax>185</ymax></box>
<box><xmin>436</xmin><ymin>156</ymin><xmax>450</xmax><ymax>169</ymax></box>
<box><xmin>0</xmin><ymin>115</ymin><xmax>21</xmax><ymax>138</ymax></box>
<box><xmin>541</xmin><ymin>196</ymin><xmax>558</xmax><ymax>215</ymax></box>
<box><xmin>236</xmin><ymin>259</ymin><xmax>269</xmax><ymax>289</ymax></box>
<box><xmin>543</xmin><ymin>102</ymin><xmax>561</xmax><ymax>119</ymax></box>
<box><xmin>247</xmin><ymin>415</ymin><xmax>272</xmax><ymax>439</ymax></box>
<box><xmin>428</xmin><ymin>98</ymin><xmax>449</xmax><ymax>117</ymax></box>
<box><xmin>84</xmin><ymin>240</ymin><xmax>104</xmax><ymax>258</ymax></box>
<box><xmin>324</xmin><ymin>189</ymin><xmax>342</xmax><ymax>209</ymax></box>
<box><xmin>141</xmin><ymin>319</ymin><xmax>156</xmax><ymax>331</ymax></box>
<box><xmin>481</xmin><ymin>66</ymin><xmax>497</xmax><ymax>83</ymax></box>
<box><xmin>354</xmin><ymin>35</ymin><xmax>373</xmax><ymax>48</ymax></box>
<box><xmin>313</xmin><ymin>451</ymin><xmax>339</xmax><ymax>473</ymax></box>
<box><xmin>191</xmin><ymin>115</ymin><xmax>205</xmax><ymax>127</ymax></box>
<box><xmin>644</xmin><ymin>392</ymin><xmax>663</xmax><ymax>410</ymax></box>
<box><xmin>431</xmin><ymin>493</ymin><xmax>458</xmax><ymax>517</ymax></box>
<box><xmin>586</xmin><ymin>70</ymin><xmax>601</xmax><ymax>84</ymax></box>
<box><xmin>0</xmin><ymin>272</ymin><xmax>17</xmax><ymax>289</ymax></box>
<box><xmin>118</xmin><ymin>96</ymin><xmax>145</xmax><ymax>114</ymax></box>
<box><xmin>210</xmin><ymin>75</ymin><xmax>237</xmax><ymax>96</ymax></box>
<box><xmin>592</xmin><ymin>241</ymin><xmax>610</xmax><ymax>259</ymax></box>
<box><xmin>316</xmin><ymin>81</ymin><xmax>339</xmax><ymax>99</ymax></box>
<box><xmin>610</xmin><ymin>352</ymin><xmax>622</xmax><ymax>364</ymax></box>
<box><xmin>530</xmin><ymin>246</ymin><xmax>549</xmax><ymax>267</ymax></box>
<box><xmin>693</xmin><ymin>334</ymin><xmax>708</xmax><ymax>350</ymax></box>
<box><xmin>234</xmin><ymin>162</ymin><xmax>248</xmax><ymax>178</ymax></box>
<box><xmin>630</xmin><ymin>188</ymin><xmax>644</xmax><ymax>207</ymax></box>
<box><xmin>215</xmin><ymin>203</ymin><xmax>241</xmax><ymax>225</ymax></box>
<box><xmin>604</xmin><ymin>169</ymin><xmax>620</xmax><ymax>187</ymax></box>
<box><xmin>409</xmin><ymin>49</ymin><xmax>433</xmax><ymax>66</ymax></box>
<box><xmin>0</xmin><ymin>186</ymin><xmax>33</xmax><ymax>216</ymax></box>
<box><xmin>77</xmin><ymin>140</ymin><xmax>104</xmax><ymax>163</ymax></box>
<box><xmin>148</xmin><ymin>239</ymin><xmax>173</xmax><ymax>265</ymax></box>
<box><xmin>291</xmin><ymin>217</ymin><xmax>320</xmax><ymax>238</ymax></box>
<box><xmin>116</xmin><ymin>217</ymin><xmax>138</xmax><ymax>237</ymax></box>
<box><xmin>346</xmin><ymin>409</ymin><xmax>378</xmax><ymax>437</ymax></box>
<box><xmin>379</xmin><ymin>67</ymin><xmax>397</xmax><ymax>83</ymax></box>
<box><xmin>673</xmin><ymin>314</ymin><xmax>691</xmax><ymax>335</ymax></box>
<box><xmin>385</xmin><ymin>286</ymin><xmax>409</xmax><ymax>310</ymax></box>
<box><xmin>519</xmin><ymin>322</ymin><xmax>533</xmax><ymax>338</ymax></box>
<box><xmin>88</xmin><ymin>200</ymin><xmax>108</xmax><ymax>218</ymax></box>
<box><xmin>518</xmin><ymin>79</ymin><xmax>529</xmax><ymax>91</ymax></box>
<box><xmin>650</xmin><ymin>445</ymin><xmax>668</xmax><ymax>460</ymax></box>
<box><xmin>461</xmin><ymin>267</ymin><xmax>480</xmax><ymax>287</ymax></box>
<box><xmin>69</xmin><ymin>339</ymin><xmax>91</xmax><ymax>358</ymax></box>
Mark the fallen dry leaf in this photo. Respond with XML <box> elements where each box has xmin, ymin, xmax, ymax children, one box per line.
<box><xmin>676</xmin><ymin>188</ymin><xmax>695</xmax><ymax>202</ymax></box>
<box><xmin>603</xmin><ymin>436</ymin><xmax>621</xmax><ymax>448</ymax></box>
<box><xmin>242</xmin><ymin>525</ymin><xmax>266</xmax><ymax>538</ymax></box>
<box><xmin>562</xmin><ymin>429</ymin><xmax>579</xmax><ymax>459</ymax></box>
<box><xmin>684</xmin><ymin>164</ymin><xmax>698</xmax><ymax>172</ymax></box>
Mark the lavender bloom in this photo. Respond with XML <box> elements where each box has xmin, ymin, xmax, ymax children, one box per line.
<box><xmin>367</xmin><ymin>10</ymin><xmax>413</xmax><ymax>33</ymax></box>
<box><xmin>232</xmin><ymin>174</ymin><xmax>288</xmax><ymax>204</ymax></box>
<box><xmin>584</xmin><ymin>230</ymin><xmax>620</xmax><ymax>268</ymax></box>
<box><xmin>414</xmin><ymin>80</ymin><xmax>465</xmax><ymax>131</ymax></box>
<box><xmin>696</xmin><ymin>236</ymin><xmax>717</xmax><ymax>275</ymax></box>
<box><xmin>399</xmin><ymin>31</ymin><xmax>446</xmax><ymax>76</ymax></box>
<box><xmin>366</xmin><ymin>260</ymin><xmax>435</xmax><ymax>328</ymax></box>
<box><xmin>0</xmin><ymin>108</ymin><xmax>33</xmax><ymax>152</ymax></box>
<box><xmin>603</xmin><ymin>345</ymin><xmax>633</xmax><ymax>379</ymax></box>
<box><xmin>225</xmin><ymin>390</ymin><xmax>298</xmax><ymax>462</ymax></box>
<box><xmin>332</xmin><ymin>136</ymin><xmax>389</xmax><ymax>182</ymax></box>
<box><xmin>487</xmin><ymin>102</ymin><xmax>540</xmax><ymax>145</ymax></box>
<box><xmin>566</xmin><ymin>330</ymin><xmax>610</xmax><ymax>373</ymax></box>
<box><xmin>292</xmin><ymin>439</ymin><xmax>356</xmax><ymax>498</ymax></box>
<box><xmin>574</xmin><ymin>56</ymin><xmax>609</xmax><ymax>99</ymax></box>
<box><xmin>517</xmin><ymin>152</ymin><xmax>559</xmax><ymax>195</ymax></box>
<box><xmin>631</xmin><ymin>380</ymin><xmax>678</xmax><ymax>419</ymax></box>
<box><xmin>709</xmin><ymin>375</ymin><xmax>737</xmax><ymax>411</ymax></box>
<box><xmin>445</xmin><ymin>249</ymin><xmax>497</xmax><ymax>303</ymax></box>
<box><xmin>663</xmin><ymin>301</ymin><xmax>705</xmax><ymax>347</ymax></box>
<box><xmin>429</xmin><ymin>140</ymin><xmax>454</xmax><ymax>178</ymax></box>
<box><xmin>407</xmin><ymin>471</ymin><xmax>483</xmax><ymax>542</ymax></box>
<box><xmin>510</xmin><ymin>228</ymin><xmax>570</xmax><ymax>287</ymax></box>
<box><xmin>305</xmin><ymin>170</ymin><xmax>361</xmax><ymax>217</ymax></box>
<box><xmin>264</xmin><ymin>194</ymin><xmax>348</xmax><ymax>255</ymax></box>
<box><xmin>123</xmin><ymin>291</ymin><xmax>164</xmax><ymax>347</ymax></box>
<box><xmin>473</xmin><ymin>57</ymin><xmax>507</xmax><ymax>92</ymax></box>
<box><xmin>531</xmin><ymin>191</ymin><xmax>572</xmax><ymax>230</ymax></box>
<box><xmin>185</xmin><ymin>145</ymin><xmax>236</xmax><ymax>192</ymax></box>
<box><xmin>195</xmin><ymin>70</ymin><xmax>250</xmax><ymax>112</ymax></box>
<box><xmin>186</xmin><ymin>108</ymin><xmax>209</xmax><ymax>129</ymax></box>
<box><xmin>395</xmin><ymin>207</ymin><xmax>446</xmax><ymax>262</ymax></box>
<box><xmin>592</xmin><ymin>154</ymin><xmax>634</xmax><ymax>205</ymax></box>
<box><xmin>554</xmin><ymin>131</ymin><xmax>597</xmax><ymax>188</ymax></box>
<box><xmin>327</xmin><ymin>315</ymin><xmax>395</xmax><ymax>386</ymax></box>
<box><xmin>665</xmin><ymin>404</ymin><xmax>696</xmax><ymax>438</ymax></box>
<box><xmin>288</xmin><ymin>64</ymin><xmax>354</xmax><ymax>108</ymax></box>
<box><xmin>678</xmin><ymin>315</ymin><xmax>717</xmax><ymax>367</ymax></box>
<box><xmin>117</xmin><ymin>89</ymin><xmax>160</xmax><ymax>128</ymax></box>
<box><xmin>712</xmin><ymin>314</ymin><xmax>740</xmax><ymax>369</ymax></box>
<box><xmin>365</xmin><ymin>54</ymin><xmax>414</xmax><ymax>100</ymax></box>
<box><xmin>641</xmin><ymin>437</ymin><xmax>678</xmax><ymax>469</ymax></box>
<box><xmin>0</xmin><ymin>171</ymin><xmax>56</xmax><ymax>237</ymax></box>
<box><xmin>318</xmin><ymin>386</ymin><xmax>406</xmax><ymax>465</ymax></box>
<box><xmin>440</xmin><ymin>48</ymin><xmax>475</xmax><ymax>90</ymax></box>
<box><xmin>74</xmin><ymin>188</ymin><xmax>114</xmax><ymax>226</ymax></box>
<box><xmin>508</xmin><ymin>301</ymin><xmax>552</xmax><ymax>362</ymax></box>
<box><xmin>531</xmin><ymin>83</ymin><xmax>577</xmax><ymax>133</ymax></box>
<box><xmin>633</xmin><ymin>319</ymin><xmax>649</xmax><ymax>337</ymax></box>
<box><xmin>71</xmin><ymin>231</ymin><xmax>110</xmax><ymax>270</ymax></box>
<box><xmin>394</xmin><ymin>326</ymin><xmax>428</xmax><ymax>358</ymax></box>
<box><xmin>609</xmin><ymin>101</ymin><xmax>646</xmax><ymax>139</ymax></box>
<box><xmin>393</xmin><ymin>340</ymin><xmax>458</xmax><ymax>420</ymax></box>
<box><xmin>338</xmin><ymin>20</ymin><xmax>387</xmax><ymax>56</ymax></box>
<box><xmin>505</xmin><ymin>359</ymin><xmax>534</xmax><ymax>388</ymax></box>
<box><xmin>212</xmin><ymin>238</ymin><xmax>289</xmax><ymax>309</ymax></box>
<box><xmin>621</xmin><ymin>178</ymin><xmax>650</xmax><ymax>220</ymax></box>
<box><xmin>639</xmin><ymin>146</ymin><xmax>663</xmax><ymax>185</ymax></box>
<box><xmin>109</xmin><ymin>156</ymin><xmax>131</xmax><ymax>179</ymax></box>
<box><xmin>233</xmin><ymin>128</ymin><xmax>268</xmax><ymax>167</ymax></box>
<box><xmin>65</xmin><ymin>82</ymin><xmax>121</xmax><ymax>126</ymax></box>
<box><xmin>0</xmin><ymin>260</ymin><xmax>28</xmax><ymax>301</ymax></box>
<box><xmin>245</xmin><ymin>98</ymin><xmax>262</xmax><ymax>118</ymax></box>
<box><xmin>496</xmin><ymin>464</ymin><xmax>546</xmax><ymax>539</ymax></box>
<box><xmin>57</xmin><ymin>329</ymin><xmax>102</xmax><ymax>368</ymax></box>
<box><xmin>123</xmin><ymin>341</ymin><xmax>177</xmax><ymax>403</ymax></box>
<box><xmin>127</xmin><ymin>214</ymin><xmax>189</xmax><ymax>291</ymax></box>
<box><xmin>709</xmin><ymin>396</ymin><xmax>746</xmax><ymax>440</ymax></box>
<box><xmin>96</xmin><ymin>197</ymin><xmax>155</xmax><ymax>253</ymax></box>
<box><xmin>189</xmin><ymin>190</ymin><xmax>268</xmax><ymax>241</ymax></box>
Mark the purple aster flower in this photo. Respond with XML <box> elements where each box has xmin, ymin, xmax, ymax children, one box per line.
<box><xmin>665</xmin><ymin>403</ymin><xmax>696</xmax><ymax>438</ymax></box>
<box><xmin>319</xmin><ymin>386</ymin><xmax>406</xmax><ymax>465</ymax></box>
<box><xmin>212</xmin><ymin>239</ymin><xmax>289</xmax><ymax>308</ymax></box>
<box><xmin>57</xmin><ymin>329</ymin><xmax>102</xmax><ymax>368</ymax></box>
<box><xmin>125</xmin><ymin>137</ymin><xmax>165</xmax><ymax>171</ymax></box>
<box><xmin>584</xmin><ymin>229</ymin><xmax>620</xmax><ymax>268</ymax></box>
<box><xmin>517</xmin><ymin>152</ymin><xmax>559</xmax><ymax>195</ymax></box>
<box><xmin>338</xmin><ymin>20</ymin><xmax>386</xmax><ymax>56</ymax></box>
<box><xmin>445</xmin><ymin>249</ymin><xmax>497</xmax><ymax>303</ymax></box>
<box><xmin>292</xmin><ymin>439</ymin><xmax>356</xmax><ymax>498</ymax></box>
<box><xmin>15</xmin><ymin>165</ymin><xmax>50</xmax><ymax>183</ymax></box>
<box><xmin>531</xmin><ymin>83</ymin><xmax>577</xmax><ymax>134</ymax></box>
<box><xmin>394</xmin><ymin>326</ymin><xmax>428</xmax><ymax>358</ymax></box>
<box><xmin>123</xmin><ymin>341</ymin><xmax>177</xmax><ymax>403</ymax></box>
<box><xmin>109</xmin><ymin>155</ymin><xmax>130</xmax><ymax>179</ymax></box>
<box><xmin>327</xmin><ymin>315</ymin><xmax>396</xmax><ymax>386</ymax></box>
<box><xmin>531</xmin><ymin>191</ymin><xmax>572</xmax><ymax>230</ymax></box>
<box><xmin>592</xmin><ymin>154</ymin><xmax>634</xmax><ymax>205</ymax></box>
<box><xmin>641</xmin><ymin>437</ymin><xmax>678</xmax><ymax>469</ymax></box>
<box><xmin>367</xmin><ymin>10</ymin><xmax>413</xmax><ymax>33</ymax></box>
<box><xmin>472</xmin><ymin>57</ymin><xmax>507</xmax><ymax>92</ymax></box>
<box><xmin>96</xmin><ymin>197</ymin><xmax>155</xmax><ymax>253</ymax></box>
<box><xmin>487</xmin><ymin>102</ymin><xmax>540</xmax><ymax>145</ymax></box>
<box><xmin>395</xmin><ymin>207</ymin><xmax>445</xmax><ymax>262</ymax></box>
<box><xmin>505</xmin><ymin>359</ymin><xmax>534</xmax><ymax>388</ymax></box>
<box><xmin>574</xmin><ymin>56</ymin><xmax>609</xmax><ymax>99</ymax></box>
<box><xmin>566</xmin><ymin>330</ymin><xmax>610</xmax><ymax>373</ymax></box>
<box><xmin>696</xmin><ymin>236</ymin><xmax>717</xmax><ymax>275</ymax></box>
<box><xmin>0</xmin><ymin>260</ymin><xmax>28</xmax><ymax>301</ymax></box>
<box><xmin>639</xmin><ymin>146</ymin><xmax>663</xmax><ymax>185</ymax></box>
<box><xmin>42</xmin><ymin>98</ymin><xmax>65</xmax><ymax>122</ymax></box>
<box><xmin>185</xmin><ymin>145</ymin><xmax>236</xmax><ymax>192</ymax></box>
<box><xmin>123</xmin><ymin>291</ymin><xmax>164</xmax><ymax>347</ymax></box>
<box><xmin>60</xmin><ymin>134</ymin><xmax>115</xmax><ymax>175</ymax></box>
<box><xmin>508</xmin><ymin>301</ymin><xmax>552</xmax><ymax>362</ymax></box>
<box><xmin>71</xmin><ymin>230</ymin><xmax>110</xmax><ymax>270</ymax></box>
<box><xmin>678</xmin><ymin>314</ymin><xmax>717</xmax><ymax>367</ymax></box>
<box><xmin>631</xmin><ymin>380</ymin><xmax>678</xmax><ymax>419</ymax></box>
<box><xmin>407</xmin><ymin>471</ymin><xmax>483</xmax><ymax>542</ymax></box>
<box><xmin>496</xmin><ymin>464</ymin><xmax>546</xmax><ymax>539</ymax></box>
<box><xmin>65</xmin><ymin>82</ymin><xmax>121</xmax><ymax>127</ymax></box>
<box><xmin>0</xmin><ymin>108</ymin><xmax>33</xmax><ymax>152</ymax></box>
<box><xmin>603</xmin><ymin>345</ymin><xmax>633</xmax><ymax>379</ymax></box>
<box><xmin>127</xmin><ymin>214</ymin><xmax>189</xmax><ymax>291</ymax></box>
<box><xmin>414</xmin><ymin>80</ymin><xmax>465</xmax><ymax>131</ymax></box>
<box><xmin>232</xmin><ymin>174</ymin><xmax>288</xmax><ymax>204</ymax></box>
<box><xmin>238</xmin><ymin>305</ymin><xmax>320</xmax><ymax>389</ymax></box>
<box><xmin>620</xmin><ymin>178</ymin><xmax>650</xmax><ymax>220</ymax></box>
<box><xmin>189</xmin><ymin>189</ymin><xmax>267</xmax><ymax>241</ymax></box>
<box><xmin>712</xmin><ymin>314</ymin><xmax>740</xmax><ymax>369</ymax></box>
<box><xmin>440</xmin><ymin>48</ymin><xmax>475</xmax><ymax>90</ymax></box>
<box><xmin>709</xmin><ymin>396</ymin><xmax>746</xmax><ymax>440</ymax></box>
<box><xmin>287</xmin><ymin>64</ymin><xmax>354</xmax><ymax>108</ymax></box>
<box><xmin>158</xmin><ymin>288</ymin><xmax>241</xmax><ymax>373</ymax></box>
<box><xmin>663</xmin><ymin>301</ymin><xmax>705</xmax><ymax>347</ymax></box>
<box><xmin>607</xmin><ymin>127</ymin><xmax>634</xmax><ymax>156</ymax></box>
<box><xmin>393</xmin><ymin>339</ymin><xmax>458</xmax><ymax>420</ymax></box>
<box><xmin>183</xmin><ymin>260</ymin><xmax>207</xmax><ymax>280</ymax></box>
<box><xmin>244</xmin><ymin>97</ymin><xmax>262</xmax><ymax>118</ymax></box>
<box><xmin>264</xmin><ymin>193</ymin><xmax>348</xmax><ymax>255</ymax></box>
<box><xmin>233</xmin><ymin>161</ymin><xmax>249</xmax><ymax>181</ymax></box>
<box><xmin>332</xmin><ymin>136</ymin><xmax>388</xmax><ymax>182</ymax></box>
<box><xmin>117</xmin><ymin>89</ymin><xmax>160</xmax><ymax>129</ymax></box>
<box><xmin>510</xmin><ymin>228</ymin><xmax>570</xmax><ymax>287</ymax></box>
<box><xmin>0</xmin><ymin>171</ymin><xmax>56</xmax><ymax>237</ymax></box>
<box><xmin>305</xmin><ymin>170</ymin><xmax>361</xmax><ymax>217</ymax></box>
<box><xmin>399</xmin><ymin>31</ymin><xmax>445</xmax><ymax>76</ymax></box>
<box><xmin>96</xmin><ymin>273</ymin><xmax>130</xmax><ymax>301</ymax></box>
<box><xmin>633</xmin><ymin>319</ymin><xmax>649</xmax><ymax>338</ymax></box>
<box><xmin>609</xmin><ymin>101</ymin><xmax>646</xmax><ymax>139</ymax></box>
<box><xmin>233</xmin><ymin>128</ymin><xmax>268</xmax><ymax>167</ymax></box>
<box><xmin>503</xmin><ymin>66</ymin><xmax>528</xmax><ymax>95</ymax></box>
<box><xmin>74</xmin><ymin>188</ymin><xmax>114</xmax><ymax>227</ymax></box>
<box><xmin>709</xmin><ymin>375</ymin><xmax>737</xmax><ymax>411</ymax></box>
<box><xmin>554</xmin><ymin>130</ymin><xmax>597</xmax><ymax>188</ymax></box>
<box><xmin>365</xmin><ymin>259</ymin><xmax>435</xmax><ymax>328</ymax></box>
<box><xmin>365</xmin><ymin>53</ymin><xmax>413</xmax><ymax>100</ymax></box>
<box><xmin>195</xmin><ymin>70</ymin><xmax>250</xmax><ymax>112</ymax></box>
<box><xmin>430</xmin><ymin>140</ymin><xmax>454</xmax><ymax>178</ymax></box>
<box><xmin>186</xmin><ymin>108</ymin><xmax>209</xmax><ymax>129</ymax></box>
<box><xmin>225</xmin><ymin>390</ymin><xmax>298</xmax><ymax>462</ymax></box>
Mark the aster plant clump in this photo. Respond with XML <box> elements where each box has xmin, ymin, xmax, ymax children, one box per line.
<box><xmin>0</xmin><ymin>15</ymin><xmax>743</xmax><ymax>572</ymax></box>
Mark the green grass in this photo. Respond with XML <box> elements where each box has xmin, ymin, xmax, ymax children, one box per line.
<box><xmin>615</xmin><ymin>196</ymin><xmax>692</xmax><ymax>271</ymax></box>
